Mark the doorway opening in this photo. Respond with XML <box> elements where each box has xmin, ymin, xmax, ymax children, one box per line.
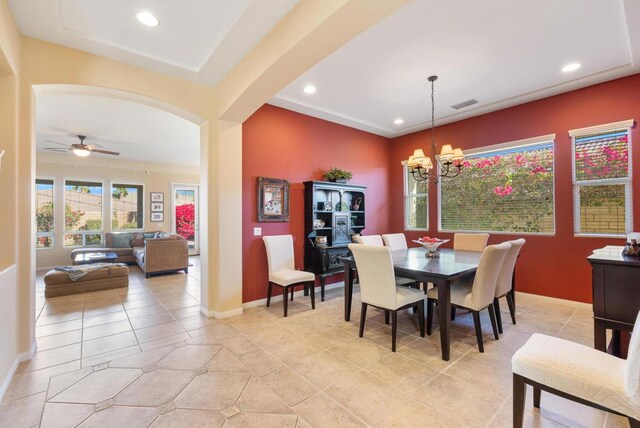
<box><xmin>171</xmin><ymin>184</ymin><xmax>200</xmax><ymax>255</ymax></box>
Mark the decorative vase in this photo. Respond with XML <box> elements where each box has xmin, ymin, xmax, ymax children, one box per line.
<box><xmin>412</xmin><ymin>239</ymin><xmax>450</xmax><ymax>258</ymax></box>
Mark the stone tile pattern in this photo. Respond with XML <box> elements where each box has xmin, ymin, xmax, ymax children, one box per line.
<box><xmin>1</xmin><ymin>257</ymin><xmax>620</xmax><ymax>427</ymax></box>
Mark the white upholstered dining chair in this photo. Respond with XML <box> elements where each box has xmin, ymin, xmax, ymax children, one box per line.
<box><xmin>494</xmin><ymin>238</ymin><xmax>525</xmax><ymax>333</ymax></box>
<box><xmin>426</xmin><ymin>242</ymin><xmax>511</xmax><ymax>352</ymax></box>
<box><xmin>381</xmin><ymin>233</ymin><xmax>408</xmax><ymax>251</ymax></box>
<box><xmin>512</xmin><ymin>310</ymin><xmax>640</xmax><ymax>428</ymax></box>
<box><xmin>353</xmin><ymin>234</ymin><xmax>415</xmax><ymax>288</ymax></box>
<box><xmin>263</xmin><ymin>235</ymin><xmax>315</xmax><ymax>317</ymax></box>
<box><xmin>348</xmin><ymin>244</ymin><xmax>425</xmax><ymax>352</ymax></box>
<box><xmin>453</xmin><ymin>233</ymin><xmax>490</xmax><ymax>252</ymax></box>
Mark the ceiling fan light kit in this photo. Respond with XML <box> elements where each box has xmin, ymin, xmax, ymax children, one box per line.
<box><xmin>43</xmin><ymin>135</ymin><xmax>120</xmax><ymax>158</ymax></box>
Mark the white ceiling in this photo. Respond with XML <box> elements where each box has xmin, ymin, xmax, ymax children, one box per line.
<box><xmin>271</xmin><ymin>0</ymin><xmax>640</xmax><ymax>137</ymax></box>
<box><xmin>36</xmin><ymin>94</ymin><xmax>200</xmax><ymax>167</ymax></box>
<box><xmin>9</xmin><ymin>0</ymin><xmax>300</xmax><ymax>85</ymax></box>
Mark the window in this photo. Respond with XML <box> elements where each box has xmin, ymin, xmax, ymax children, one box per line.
<box><xmin>64</xmin><ymin>180</ymin><xmax>103</xmax><ymax>247</ymax></box>
<box><xmin>571</xmin><ymin>121</ymin><xmax>633</xmax><ymax>236</ymax></box>
<box><xmin>36</xmin><ymin>179</ymin><xmax>54</xmax><ymax>248</ymax></box>
<box><xmin>439</xmin><ymin>136</ymin><xmax>555</xmax><ymax>234</ymax></box>
<box><xmin>112</xmin><ymin>183</ymin><xmax>143</xmax><ymax>230</ymax></box>
<box><xmin>404</xmin><ymin>163</ymin><xmax>428</xmax><ymax>230</ymax></box>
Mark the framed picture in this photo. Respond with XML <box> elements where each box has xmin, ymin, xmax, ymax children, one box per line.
<box><xmin>150</xmin><ymin>212</ymin><xmax>164</xmax><ymax>222</ymax></box>
<box><xmin>150</xmin><ymin>192</ymin><xmax>164</xmax><ymax>202</ymax></box>
<box><xmin>257</xmin><ymin>177</ymin><xmax>290</xmax><ymax>222</ymax></box>
<box><xmin>151</xmin><ymin>202</ymin><xmax>163</xmax><ymax>212</ymax></box>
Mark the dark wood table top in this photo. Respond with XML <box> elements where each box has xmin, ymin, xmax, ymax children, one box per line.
<box><xmin>73</xmin><ymin>251</ymin><xmax>118</xmax><ymax>264</ymax></box>
<box><xmin>342</xmin><ymin>247</ymin><xmax>483</xmax><ymax>279</ymax></box>
<box><xmin>587</xmin><ymin>245</ymin><xmax>640</xmax><ymax>267</ymax></box>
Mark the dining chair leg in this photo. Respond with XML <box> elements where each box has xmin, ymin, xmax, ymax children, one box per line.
<box><xmin>384</xmin><ymin>310</ymin><xmax>390</xmax><ymax>325</ymax></box>
<box><xmin>359</xmin><ymin>303</ymin><xmax>368</xmax><ymax>337</ymax></box>
<box><xmin>472</xmin><ymin>310</ymin><xmax>484</xmax><ymax>353</ymax></box>
<box><xmin>513</xmin><ymin>374</ymin><xmax>526</xmax><ymax>428</ymax></box>
<box><xmin>309</xmin><ymin>281</ymin><xmax>315</xmax><ymax>310</ymax></box>
<box><xmin>628</xmin><ymin>418</ymin><xmax>640</xmax><ymax>428</ymax></box>
<box><xmin>283</xmin><ymin>286</ymin><xmax>289</xmax><ymax>317</ymax></box>
<box><xmin>426</xmin><ymin>299</ymin><xmax>434</xmax><ymax>335</ymax></box>
<box><xmin>320</xmin><ymin>277</ymin><xmax>325</xmax><ymax>302</ymax></box>
<box><xmin>266</xmin><ymin>282</ymin><xmax>273</xmax><ymax>307</ymax></box>
<box><xmin>451</xmin><ymin>307</ymin><xmax>456</xmax><ymax>321</ymax></box>
<box><xmin>290</xmin><ymin>287</ymin><xmax>294</xmax><ymax>301</ymax></box>
<box><xmin>417</xmin><ymin>301</ymin><xmax>425</xmax><ymax>337</ymax></box>
<box><xmin>506</xmin><ymin>291</ymin><xmax>517</xmax><ymax>324</ymax></box>
<box><xmin>533</xmin><ymin>386</ymin><xmax>541</xmax><ymax>408</ymax></box>
<box><xmin>493</xmin><ymin>297</ymin><xmax>503</xmax><ymax>334</ymax></box>
<box><xmin>391</xmin><ymin>310</ymin><xmax>398</xmax><ymax>352</ymax></box>
<box><xmin>488</xmin><ymin>304</ymin><xmax>499</xmax><ymax>340</ymax></box>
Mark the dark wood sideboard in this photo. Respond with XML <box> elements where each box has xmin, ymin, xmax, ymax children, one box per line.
<box><xmin>587</xmin><ymin>245</ymin><xmax>640</xmax><ymax>357</ymax></box>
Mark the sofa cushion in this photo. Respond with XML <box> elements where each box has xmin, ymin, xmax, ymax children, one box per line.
<box><xmin>105</xmin><ymin>232</ymin><xmax>132</xmax><ymax>248</ymax></box>
<box><xmin>132</xmin><ymin>246</ymin><xmax>145</xmax><ymax>260</ymax></box>
<box><xmin>131</xmin><ymin>233</ymin><xmax>145</xmax><ymax>247</ymax></box>
<box><xmin>112</xmin><ymin>233</ymin><xmax>132</xmax><ymax>248</ymax></box>
<box><xmin>143</xmin><ymin>231</ymin><xmax>158</xmax><ymax>240</ymax></box>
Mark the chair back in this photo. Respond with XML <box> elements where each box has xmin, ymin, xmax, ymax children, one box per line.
<box><xmin>382</xmin><ymin>233</ymin><xmax>408</xmax><ymax>251</ymax></box>
<box><xmin>454</xmin><ymin>233</ymin><xmax>490</xmax><ymax>252</ymax></box>
<box><xmin>262</xmin><ymin>235</ymin><xmax>295</xmax><ymax>274</ymax></box>
<box><xmin>624</xmin><ymin>311</ymin><xmax>640</xmax><ymax>398</ymax></box>
<box><xmin>470</xmin><ymin>242</ymin><xmax>511</xmax><ymax>309</ymax></box>
<box><xmin>354</xmin><ymin>235</ymin><xmax>384</xmax><ymax>246</ymax></box>
<box><xmin>348</xmin><ymin>244</ymin><xmax>398</xmax><ymax>308</ymax></box>
<box><xmin>495</xmin><ymin>239</ymin><xmax>526</xmax><ymax>297</ymax></box>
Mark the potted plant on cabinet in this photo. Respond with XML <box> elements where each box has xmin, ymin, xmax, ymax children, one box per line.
<box><xmin>323</xmin><ymin>167</ymin><xmax>353</xmax><ymax>183</ymax></box>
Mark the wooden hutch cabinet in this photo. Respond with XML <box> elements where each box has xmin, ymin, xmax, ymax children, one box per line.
<box><xmin>303</xmin><ymin>181</ymin><xmax>367</xmax><ymax>301</ymax></box>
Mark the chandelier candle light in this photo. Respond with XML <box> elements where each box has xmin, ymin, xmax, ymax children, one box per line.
<box><xmin>407</xmin><ymin>75</ymin><xmax>465</xmax><ymax>182</ymax></box>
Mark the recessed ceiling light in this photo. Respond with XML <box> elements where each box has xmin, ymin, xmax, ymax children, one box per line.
<box><xmin>303</xmin><ymin>85</ymin><xmax>317</xmax><ymax>94</ymax></box>
<box><xmin>394</xmin><ymin>118</ymin><xmax>404</xmax><ymax>125</ymax></box>
<box><xmin>562</xmin><ymin>63</ymin><xmax>581</xmax><ymax>73</ymax></box>
<box><xmin>137</xmin><ymin>11</ymin><xmax>159</xmax><ymax>27</ymax></box>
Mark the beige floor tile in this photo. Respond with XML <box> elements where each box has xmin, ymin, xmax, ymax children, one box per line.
<box><xmin>157</xmin><ymin>345</ymin><xmax>220</xmax><ymax>370</ymax></box>
<box><xmin>82</xmin><ymin>331</ymin><xmax>138</xmax><ymax>357</ymax></box>
<box><xmin>109</xmin><ymin>345</ymin><xmax>174</xmax><ymax>368</ymax></box>
<box><xmin>170</xmin><ymin>305</ymin><xmax>202</xmax><ymax>320</ymax></box>
<box><xmin>174</xmin><ymin>371</ymin><xmax>251</xmax><ymax>410</ymax></box>
<box><xmin>261</xmin><ymin>367</ymin><xmax>318</xmax><ymax>407</ymax></box>
<box><xmin>129</xmin><ymin>311</ymin><xmax>175</xmax><ymax>329</ymax></box>
<box><xmin>82</xmin><ymin>310</ymin><xmax>129</xmax><ymax>327</ymax></box>
<box><xmin>329</xmin><ymin>337</ymin><xmax>391</xmax><ymax>365</ymax></box>
<box><xmin>37</xmin><ymin>311</ymin><xmax>83</xmax><ymax>326</ymax></box>
<box><xmin>126</xmin><ymin>304</ymin><xmax>169</xmax><ymax>319</ymax></box>
<box><xmin>224</xmin><ymin>412</ymin><xmax>298</xmax><ymax>428</ymax></box>
<box><xmin>50</xmin><ymin>368</ymin><xmax>141</xmax><ymax>404</ymax></box>
<box><xmin>36</xmin><ymin>319</ymin><xmax>83</xmax><ymax>338</ymax></box>
<box><xmin>82</xmin><ymin>319</ymin><xmax>133</xmax><ymax>341</ymax></box>
<box><xmin>114</xmin><ymin>369</ymin><xmax>194</xmax><ymax>406</ymax></box>
<box><xmin>293</xmin><ymin>393</ymin><xmax>366</xmax><ymax>428</ymax></box>
<box><xmin>135</xmin><ymin>321</ymin><xmax>186</xmax><ymax>343</ymax></box>
<box><xmin>46</xmin><ymin>367</ymin><xmax>93</xmax><ymax>399</ymax></box>
<box><xmin>236</xmin><ymin>377</ymin><xmax>292</xmax><ymax>414</ymax></box>
<box><xmin>363</xmin><ymin>352</ymin><xmax>440</xmax><ymax>392</ymax></box>
<box><xmin>237</xmin><ymin>348</ymin><xmax>284</xmax><ymax>377</ymax></box>
<box><xmin>444</xmin><ymin>354</ymin><xmax>513</xmax><ymax>398</ymax></box>
<box><xmin>77</xmin><ymin>405</ymin><xmax>158</xmax><ymax>428</ymax></box>
<box><xmin>292</xmin><ymin>350</ymin><xmax>362</xmax><ymax>390</ymax></box>
<box><xmin>22</xmin><ymin>343</ymin><xmax>81</xmax><ymax>372</ymax></box>
<box><xmin>188</xmin><ymin>322</ymin><xmax>238</xmax><ymax>341</ymax></box>
<box><xmin>40</xmin><ymin>402</ymin><xmax>94</xmax><ymax>428</ymax></box>
<box><xmin>263</xmin><ymin>336</ymin><xmax>324</xmax><ymax>365</ymax></box>
<box><xmin>217</xmin><ymin>335</ymin><xmax>262</xmax><ymax>356</ymax></box>
<box><xmin>0</xmin><ymin>391</ymin><xmax>46</xmax><ymax>428</ymax></box>
<box><xmin>397</xmin><ymin>337</ymin><xmax>463</xmax><ymax>370</ymax></box>
<box><xmin>3</xmin><ymin>360</ymin><xmax>81</xmax><ymax>403</ymax></box>
<box><xmin>36</xmin><ymin>329</ymin><xmax>82</xmax><ymax>352</ymax></box>
<box><xmin>151</xmin><ymin>409</ymin><xmax>225</xmax><ymax>428</ymax></box>
<box><xmin>81</xmin><ymin>344</ymin><xmax>141</xmax><ymax>368</ymax></box>
<box><xmin>178</xmin><ymin>315</ymin><xmax>221</xmax><ymax>332</ymax></box>
<box><xmin>139</xmin><ymin>332</ymin><xmax>191</xmax><ymax>351</ymax></box>
<box><xmin>206</xmin><ymin>348</ymin><xmax>250</xmax><ymax>373</ymax></box>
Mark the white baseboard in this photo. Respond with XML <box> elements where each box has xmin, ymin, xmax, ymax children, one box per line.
<box><xmin>242</xmin><ymin>281</ymin><xmax>344</xmax><ymax>309</ymax></box>
<box><xmin>0</xmin><ymin>341</ymin><xmax>37</xmax><ymax>402</ymax></box>
<box><xmin>200</xmin><ymin>306</ymin><xmax>243</xmax><ymax>319</ymax></box>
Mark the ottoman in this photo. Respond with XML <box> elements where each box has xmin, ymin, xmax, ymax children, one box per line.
<box><xmin>44</xmin><ymin>264</ymin><xmax>129</xmax><ymax>298</ymax></box>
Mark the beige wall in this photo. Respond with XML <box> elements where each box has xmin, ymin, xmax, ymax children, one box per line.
<box><xmin>36</xmin><ymin>154</ymin><xmax>199</xmax><ymax>268</ymax></box>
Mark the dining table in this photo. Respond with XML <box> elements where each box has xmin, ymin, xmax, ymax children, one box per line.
<box><xmin>341</xmin><ymin>247</ymin><xmax>483</xmax><ymax>361</ymax></box>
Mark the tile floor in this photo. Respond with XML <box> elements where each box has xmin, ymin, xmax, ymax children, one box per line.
<box><xmin>0</xmin><ymin>259</ymin><xmax>627</xmax><ymax>427</ymax></box>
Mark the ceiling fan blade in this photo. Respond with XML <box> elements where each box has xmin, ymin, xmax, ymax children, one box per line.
<box><xmin>44</xmin><ymin>140</ymin><xmax>69</xmax><ymax>147</ymax></box>
<box><xmin>90</xmin><ymin>149</ymin><xmax>120</xmax><ymax>156</ymax></box>
<box><xmin>43</xmin><ymin>147</ymin><xmax>68</xmax><ymax>152</ymax></box>
<box><xmin>85</xmin><ymin>144</ymin><xmax>106</xmax><ymax>150</ymax></box>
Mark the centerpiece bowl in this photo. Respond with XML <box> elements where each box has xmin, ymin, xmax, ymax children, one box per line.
<box><xmin>412</xmin><ymin>238</ymin><xmax>450</xmax><ymax>258</ymax></box>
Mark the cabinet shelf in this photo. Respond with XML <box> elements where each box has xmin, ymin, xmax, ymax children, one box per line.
<box><xmin>312</xmin><ymin>227</ymin><xmax>332</xmax><ymax>231</ymax></box>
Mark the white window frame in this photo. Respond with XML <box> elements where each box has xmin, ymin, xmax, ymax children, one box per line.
<box><xmin>402</xmin><ymin>161</ymin><xmax>428</xmax><ymax>231</ymax></box>
<box><xmin>63</xmin><ymin>178</ymin><xmax>105</xmax><ymax>248</ymax></box>
<box><xmin>570</xmin><ymin>120</ymin><xmax>634</xmax><ymax>238</ymax></box>
<box><xmin>110</xmin><ymin>182</ymin><xmax>145</xmax><ymax>232</ymax></box>
<box><xmin>437</xmin><ymin>134</ymin><xmax>557</xmax><ymax>235</ymax></box>
<box><xmin>35</xmin><ymin>177</ymin><xmax>55</xmax><ymax>250</ymax></box>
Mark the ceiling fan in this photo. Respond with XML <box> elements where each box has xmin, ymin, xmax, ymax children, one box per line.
<box><xmin>43</xmin><ymin>135</ymin><xmax>120</xmax><ymax>157</ymax></box>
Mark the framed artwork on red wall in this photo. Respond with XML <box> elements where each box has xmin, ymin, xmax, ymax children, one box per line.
<box><xmin>257</xmin><ymin>177</ymin><xmax>290</xmax><ymax>222</ymax></box>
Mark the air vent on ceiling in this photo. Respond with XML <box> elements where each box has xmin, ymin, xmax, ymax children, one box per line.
<box><xmin>451</xmin><ymin>99</ymin><xmax>478</xmax><ymax>110</ymax></box>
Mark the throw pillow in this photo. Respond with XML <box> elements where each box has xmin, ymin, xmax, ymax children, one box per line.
<box><xmin>143</xmin><ymin>232</ymin><xmax>157</xmax><ymax>240</ymax></box>
<box><xmin>131</xmin><ymin>233</ymin><xmax>144</xmax><ymax>247</ymax></box>
<box><xmin>112</xmin><ymin>233</ymin><xmax>131</xmax><ymax>248</ymax></box>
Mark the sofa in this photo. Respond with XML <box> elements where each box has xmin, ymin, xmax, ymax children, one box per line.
<box><xmin>70</xmin><ymin>231</ymin><xmax>189</xmax><ymax>277</ymax></box>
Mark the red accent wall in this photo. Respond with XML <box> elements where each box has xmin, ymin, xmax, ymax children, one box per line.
<box><xmin>242</xmin><ymin>105</ymin><xmax>391</xmax><ymax>303</ymax></box>
<box><xmin>388</xmin><ymin>74</ymin><xmax>640</xmax><ymax>303</ymax></box>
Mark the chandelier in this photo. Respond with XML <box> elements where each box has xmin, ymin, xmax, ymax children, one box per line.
<box><xmin>407</xmin><ymin>75</ymin><xmax>465</xmax><ymax>183</ymax></box>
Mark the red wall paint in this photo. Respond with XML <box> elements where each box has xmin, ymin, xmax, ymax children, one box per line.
<box><xmin>388</xmin><ymin>74</ymin><xmax>640</xmax><ymax>303</ymax></box>
<box><xmin>242</xmin><ymin>105</ymin><xmax>391</xmax><ymax>303</ymax></box>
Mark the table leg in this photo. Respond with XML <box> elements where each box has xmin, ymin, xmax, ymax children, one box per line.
<box><xmin>344</xmin><ymin>265</ymin><xmax>354</xmax><ymax>321</ymax></box>
<box><xmin>436</xmin><ymin>278</ymin><xmax>451</xmax><ymax>361</ymax></box>
<box><xmin>594</xmin><ymin>318</ymin><xmax>606</xmax><ymax>352</ymax></box>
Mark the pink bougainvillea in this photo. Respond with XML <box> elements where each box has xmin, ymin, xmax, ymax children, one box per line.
<box><xmin>176</xmin><ymin>203</ymin><xmax>195</xmax><ymax>240</ymax></box>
